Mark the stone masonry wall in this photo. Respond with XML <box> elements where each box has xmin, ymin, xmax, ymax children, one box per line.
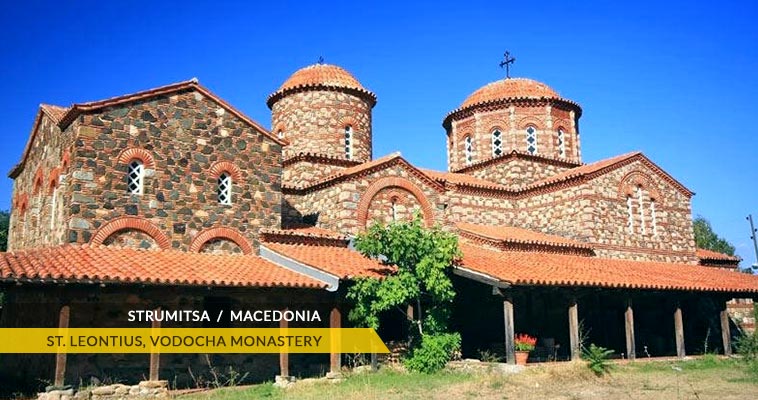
<box><xmin>284</xmin><ymin>164</ymin><xmax>445</xmax><ymax>235</ymax></box>
<box><xmin>447</xmin><ymin>103</ymin><xmax>580</xmax><ymax>171</ymax></box>
<box><xmin>65</xmin><ymin>89</ymin><xmax>282</xmax><ymax>253</ymax></box>
<box><xmin>468</xmin><ymin>158</ymin><xmax>574</xmax><ymax>188</ymax></box>
<box><xmin>283</xmin><ymin>159</ymin><xmax>348</xmax><ymax>188</ymax></box>
<box><xmin>366</xmin><ymin>186</ymin><xmax>422</xmax><ymax>225</ymax></box>
<box><xmin>271</xmin><ymin>90</ymin><xmax>372</xmax><ymax>164</ymax></box>
<box><xmin>9</xmin><ymin>113</ymin><xmax>76</xmax><ymax>251</ymax></box>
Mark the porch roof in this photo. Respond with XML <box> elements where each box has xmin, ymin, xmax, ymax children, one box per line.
<box><xmin>458</xmin><ymin>243</ymin><xmax>758</xmax><ymax>294</ymax></box>
<box><xmin>0</xmin><ymin>244</ymin><xmax>327</xmax><ymax>289</ymax></box>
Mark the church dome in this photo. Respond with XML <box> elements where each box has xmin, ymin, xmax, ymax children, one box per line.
<box><xmin>267</xmin><ymin>63</ymin><xmax>376</xmax><ymax>108</ymax></box>
<box><xmin>460</xmin><ymin>78</ymin><xmax>561</xmax><ymax>109</ymax></box>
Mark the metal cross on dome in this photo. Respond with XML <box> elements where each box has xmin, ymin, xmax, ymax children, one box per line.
<box><xmin>499</xmin><ymin>51</ymin><xmax>516</xmax><ymax>78</ymax></box>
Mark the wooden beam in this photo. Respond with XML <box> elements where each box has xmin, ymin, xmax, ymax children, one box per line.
<box><xmin>568</xmin><ymin>299</ymin><xmax>580</xmax><ymax>360</ymax></box>
<box><xmin>503</xmin><ymin>295</ymin><xmax>515</xmax><ymax>364</ymax></box>
<box><xmin>720</xmin><ymin>302</ymin><xmax>732</xmax><ymax>356</ymax></box>
<box><xmin>330</xmin><ymin>307</ymin><xmax>342</xmax><ymax>373</ymax></box>
<box><xmin>54</xmin><ymin>305</ymin><xmax>70</xmax><ymax>387</ymax></box>
<box><xmin>625</xmin><ymin>298</ymin><xmax>636</xmax><ymax>361</ymax></box>
<box><xmin>279</xmin><ymin>310</ymin><xmax>289</xmax><ymax>377</ymax></box>
<box><xmin>149</xmin><ymin>306</ymin><xmax>161</xmax><ymax>381</ymax></box>
<box><xmin>674</xmin><ymin>303</ymin><xmax>685</xmax><ymax>359</ymax></box>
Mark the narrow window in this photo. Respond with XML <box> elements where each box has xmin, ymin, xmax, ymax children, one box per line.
<box><xmin>651</xmin><ymin>200</ymin><xmax>657</xmax><ymax>236</ymax></box>
<box><xmin>391</xmin><ymin>197</ymin><xmax>398</xmax><ymax>221</ymax></box>
<box><xmin>526</xmin><ymin>126</ymin><xmax>537</xmax><ymax>155</ymax></box>
<box><xmin>637</xmin><ymin>186</ymin><xmax>645</xmax><ymax>234</ymax></box>
<box><xmin>277</xmin><ymin>130</ymin><xmax>284</xmax><ymax>139</ymax></box>
<box><xmin>557</xmin><ymin>129</ymin><xmax>566</xmax><ymax>158</ymax></box>
<box><xmin>218</xmin><ymin>172</ymin><xmax>232</xmax><ymax>205</ymax></box>
<box><xmin>127</xmin><ymin>160</ymin><xmax>144</xmax><ymax>195</ymax></box>
<box><xmin>464</xmin><ymin>136</ymin><xmax>473</xmax><ymax>165</ymax></box>
<box><xmin>50</xmin><ymin>187</ymin><xmax>57</xmax><ymax>229</ymax></box>
<box><xmin>345</xmin><ymin>125</ymin><xmax>353</xmax><ymax>160</ymax></box>
<box><xmin>626</xmin><ymin>196</ymin><xmax>634</xmax><ymax>234</ymax></box>
<box><xmin>491</xmin><ymin>129</ymin><xmax>503</xmax><ymax>157</ymax></box>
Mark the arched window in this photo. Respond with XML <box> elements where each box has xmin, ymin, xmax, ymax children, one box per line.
<box><xmin>637</xmin><ymin>186</ymin><xmax>645</xmax><ymax>234</ymax></box>
<box><xmin>626</xmin><ymin>195</ymin><xmax>634</xmax><ymax>234</ymax></box>
<box><xmin>557</xmin><ymin>129</ymin><xmax>566</xmax><ymax>158</ymax></box>
<box><xmin>127</xmin><ymin>160</ymin><xmax>144</xmax><ymax>195</ymax></box>
<box><xmin>491</xmin><ymin>130</ymin><xmax>503</xmax><ymax>157</ymax></box>
<box><xmin>526</xmin><ymin>126</ymin><xmax>537</xmax><ymax>155</ymax></box>
<box><xmin>464</xmin><ymin>136</ymin><xmax>473</xmax><ymax>165</ymax></box>
<box><xmin>390</xmin><ymin>197</ymin><xmax>398</xmax><ymax>221</ymax></box>
<box><xmin>650</xmin><ymin>199</ymin><xmax>657</xmax><ymax>236</ymax></box>
<box><xmin>345</xmin><ymin>125</ymin><xmax>353</xmax><ymax>160</ymax></box>
<box><xmin>218</xmin><ymin>172</ymin><xmax>232</xmax><ymax>205</ymax></box>
<box><xmin>277</xmin><ymin>130</ymin><xmax>284</xmax><ymax>139</ymax></box>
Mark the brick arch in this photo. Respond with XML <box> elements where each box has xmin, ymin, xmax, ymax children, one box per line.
<box><xmin>273</xmin><ymin>123</ymin><xmax>286</xmax><ymax>139</ymax></box>
<box><xmin>48</xmin><ymin>167</ymin><xmax>61</xmax><ymax>193</ymax></box>
<box><xmin>61</xmin><ymin>151</ymin><xmax>71</xmax><ymax>170</ymax></box>
<box><xmin>117</xmin><ymin>148</ymin><xmax>155</xmax><ymax>169</ymax></box>
<box><xmin>33</xmin><ymin>167</ymin><xmax>44</xmax><ymax>194</ymax></box>
<box><xmin>339</xmin><ymin>116</ymin><xmax>359</xmax><ymax>130</ymax></box>
<box><xmin>16</xmin><ymin>193</ymin><xmax>29</xmax><ymax>215</ymax></box>
<box><xmin>517</xmin><ymin>116</ymin><xmax>545</xmax><ymax>130</ymax></box>
<box><xmin>91</xmin><ymin>217</ymin><xmax>170</xmax><ymax>249</ymax></box>
<box><xmin>209</xmin><ymin>161</ymin><xmax>242</xmax><ymax>181</ymax></box>
<box><xmin>619</xmin><ymin>170</ymin><xmax>662</xmax><ymax>203</ymax></box>
<box><xmin>357</xmin><ymin>177</ymin><xmax>434</xmax><ymax>228</ymax></box>
<box><xmin>189</xmin><ymin>227</ymin><xmax>253</xmax><ymax>255</ymax></box>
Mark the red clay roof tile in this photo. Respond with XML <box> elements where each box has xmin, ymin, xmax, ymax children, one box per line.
<box><xmin>696</xmin><ymin>248</ymin><xmax>741</xmax><ymax>262</ymax></box>
<box><xmin>461</xmin><ymin>78</ymin><xmax>562</xmax><ymax>109</ymax></box>
<box><xmin>457</xmin><ymin>223</ymin><xmax>592</xmax><ymax>250</ymax></box>
<box><xmin>0</xmin><ymin>245</ymin><xmax>325</xmax><ymax>289</ymax></box>
<box><xmin>267</xmin><ymin>64</ymin><xmax>377</xmax><ymax>108</ymax></box>
<box><xmin>459</xmin><ymin>243</ymin><xmax>758</xmax><ymax>293</ymax></box>
<box><xmin>262</xmin><ymin>242</ymin><xmax>393</xmax><ymax>280</ymax></box>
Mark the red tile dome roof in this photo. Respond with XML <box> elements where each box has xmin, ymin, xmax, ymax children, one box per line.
<box><xmin>267</xmin><ymin>63</ymin><xmax>376</xmax><ymax>107</ymax></box>
<box><xmin>461</xmin><ymin>78</ymin><xmax>561</xmax><ymax>109</ymax></box>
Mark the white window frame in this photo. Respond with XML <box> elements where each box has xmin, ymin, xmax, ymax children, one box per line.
<box><xmin>637</xmin><ymin>186</ymin><xmax>646</xmax><ymax>235</ymax></box>
<box><xmin>557</xmin><ymin>129</ymin><xmax>566</xmax><ymax>158</ymax></box>
<box><xmin>464</xmin><ymin>136</ymin><xmax>473</xmax><ymax>165</ymax></box>
<box><xmin>218</xmin><ymin>172</ymin><xmax>232</xmax><ymax>205</ymax></box>
<box><xmin>526</xmin><ymin>126</ymin><xmax>537</xmax><ymax>155</ymax></box>
<box><xmin>491</xmin><ymin>129</ymin><xmax>503</xmax><ymax>157</ymax></box>
<box><xmin>127</xmin><ymin>159</ymin><xmax>145</xmax><ymax>195</ymax></box>
<box><xmin>651</xmin><ymin>200</ymin><xmax>657</xmax><ymax>236</ymax></box>
<box><xmin>627</xmin><ymin>195</ymin><xmax>634</xmax><ymax>234</ymax></box>
<box><xmin>345</xmin><ymin>125</ymin><xmax>353</xmax><ymax>160</ymax></box>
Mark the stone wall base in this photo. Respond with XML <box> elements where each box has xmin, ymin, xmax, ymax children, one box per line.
<box><xmin>39</xmin><ymin>381</ymin><xmax>168</xmax><ymax>400</ymax></box>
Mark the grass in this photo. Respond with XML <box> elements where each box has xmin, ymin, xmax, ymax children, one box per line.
<box><xmin>182</xmin><ymin>357</ymin><xmax>758</xmax><ymax>400</ymax></box>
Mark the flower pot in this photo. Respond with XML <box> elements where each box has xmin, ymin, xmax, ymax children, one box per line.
<box><xmin>515</xmin><ymin>350</ymin><xmax>530</xmax><ymax>365</ymax></box>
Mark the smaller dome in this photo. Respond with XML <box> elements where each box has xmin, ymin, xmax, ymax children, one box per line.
<box><xmin>461</xmin><ymin>78</ymin><xmax>560</xmax><ymax>109</ymax></box>
<box><xmin>267</xmin><ymin>63</ymin><xmax>376</xmax><ymax>108</ymax></box>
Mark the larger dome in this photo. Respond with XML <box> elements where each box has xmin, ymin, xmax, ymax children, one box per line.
<box><xmin>461</xmin><ymin>78</ymin><xmax>561</xmax><ymax>109</ymax></box>
<box><xmin>267</xmin><ymin>63</ymin><xmax>376</xmax><ymax>108</ymax></box>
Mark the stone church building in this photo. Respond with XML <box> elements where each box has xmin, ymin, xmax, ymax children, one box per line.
<box><xmin>1</xmin><ymin>63</ymin><xmax>757</xmax><ymax>393</ymax></box>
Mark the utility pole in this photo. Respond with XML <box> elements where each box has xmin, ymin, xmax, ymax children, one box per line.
<box><xmin>747</xmin><ymin>214</ymin><xmax>758</xmax><ymax>270</ymax></box>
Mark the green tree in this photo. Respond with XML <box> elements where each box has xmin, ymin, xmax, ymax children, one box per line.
<box><xmin>346</xmin><ymin>215</ymin><xmax>460</xmax><ymax>338</ymax></box>
<box><xmin>693</xmin><ymin>216</ymin><xmax>736</xmax><ymax>256</ymax></box>
<box><xmin>0</xmin><ymin>210</ymin><xmax>8</xmax><ymax>252</ymax></box>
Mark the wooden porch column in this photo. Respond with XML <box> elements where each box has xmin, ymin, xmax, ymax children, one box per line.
<box><xmin>625</xmin><ymin>298</ymin><xmax>636</xmax><ymax>361</ymax></box>
<box><xmin>329</xmin><ymin>307</ymin><xmax>342</xmax><ymax>373</ymax></box>
<box><xmin>720</xmin><ymin>301</ymin><xmax>732</xmax><ymax>356</ymax></box>
<box><xmin>674</xmin><ymin>303</ymin><xmax>685</xmax><ymax>359</ymax></box>
<box><xmin>279</xmin><ymin>309</ymin><xmax>289</xmax><ymax>377</ymax></box>
<box><xmin>149</xmin><ymin>307</ymin><xmax>161</xmax><ymax>381</ymax></box>
<box><xmin>503</xmin><ymin>295</ymin><xmax>515</xmax><ymax>365</ymax></box>
<box><xmin>568</xmin><ymin>299</ymin><xmax>580</xmax><ymax>360</ymax></box>
<box><xmin>54</xmin><ymin>305</ymin><xmax>70</xmax><ymax>387</ymax></box>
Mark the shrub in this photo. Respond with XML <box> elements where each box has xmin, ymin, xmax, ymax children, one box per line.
<box><xmin>404</xmin><ymin>332</ymin><xmax>461</xmax><ymax>374</ymax></box>
<box><xmin>514</xmin><ymin>333</ymin><xmax>537</xmax><ymax>351</ymax></box>
<box><xmin>737</xmin><ymin>330</ymin><xmax>758</xmax><ymax>362</ymax></box>
<box><xmin>582</xmin><ymin>343</ymin><xmax>614</xmax><ymax>376</ymax></box>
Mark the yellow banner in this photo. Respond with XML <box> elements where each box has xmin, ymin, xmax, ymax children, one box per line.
<box><xmin>0</xmin><ymin>328</ymin><xmax>389</xmax><ymax>354</ymax></box>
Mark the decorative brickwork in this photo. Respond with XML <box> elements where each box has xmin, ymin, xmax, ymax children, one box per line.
<box><xmin>357</xmin><ymin>176</ymin><xmax>434</xmax><ymax>227</ymax></box>
<box><xmin>91</xmin><ymin>216</ymin><xmax>171</xmax><ymax>249</ymax></box>
<box><xmin>117</xmin><ymin>148</ymin><xmax>156</xmax><ymax>169</ymax></box>
<box><xmin>189</xmin><ymin>226</ymin><xmax>253</xmax><ymax>255</ymax></box>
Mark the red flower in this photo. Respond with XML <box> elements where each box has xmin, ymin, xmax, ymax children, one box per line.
<box><xmin>514</xmin><ymin>333</ymin><xmax>537</xmax><ymax>351</ymax></box>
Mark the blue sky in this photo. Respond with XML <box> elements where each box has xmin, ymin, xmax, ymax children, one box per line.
<box><xmin>1</xmin><ymin>1</ymin><xmax>757</xmax><ymax>264</ymax></box>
